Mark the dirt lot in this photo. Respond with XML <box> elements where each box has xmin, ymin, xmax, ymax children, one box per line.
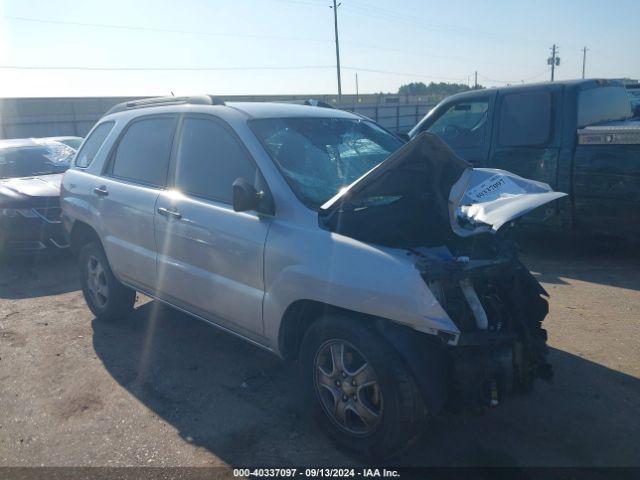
<box><xmin>1</xmin><ymin>235</ymin><xmax>639</xmax><ymax>468</ymax></box>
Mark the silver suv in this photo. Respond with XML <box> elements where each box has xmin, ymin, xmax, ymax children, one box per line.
<box><xmin>61</xmin><ymin>96</ymin><xmax>565</xmax><ymax>457</ymax></box>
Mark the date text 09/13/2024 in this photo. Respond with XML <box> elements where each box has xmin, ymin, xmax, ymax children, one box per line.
<box><xmin>232</xmin><ymin>468</ymin><xmax>400</xmax><ymax>478</ymax></box>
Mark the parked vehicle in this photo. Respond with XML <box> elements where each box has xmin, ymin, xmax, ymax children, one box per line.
<box><xmin>0</xmin><ymin>138</ymin><xmax>78</xmax><ymax>254</ymax></box>
<box><xmin>61</xmin><ymin>96</ymin><xmax>564</xmax><ymax>457</ymax></box>
<box><xmin>626</xmin><ymin>83</ymin><xmax>640</xmax><ymax>117</ymax></box>
<box><xmin>409</xmin><ymin>79</ymin><xmax>640</xmax><ymax>239</ymax></box>
<box><xmin>44</xmin><ymin>136</ymin><xmax>84</xmax><ymax>150</ymax></box>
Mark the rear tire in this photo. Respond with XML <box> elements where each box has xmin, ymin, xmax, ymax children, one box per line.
<box><xmin>300</xmin><ymin>315</ymin><xmax>426</xmax><ymax>459</ymax></box>
<box><xmin>78</xmin><ymin>241</ymin><xmax>136</xmax><ymax>321</ymax></box>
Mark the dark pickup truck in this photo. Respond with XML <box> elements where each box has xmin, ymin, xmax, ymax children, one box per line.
<box><xmin>409</xmin><ymin>79</ymin><xmax>640</xmax><ymax>238</ymax></box>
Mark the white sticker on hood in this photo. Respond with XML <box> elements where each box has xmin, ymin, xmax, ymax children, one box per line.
<box><xmin>465</xmin><ymin>173</ymin><xmax>526</xmax><ymax>203</ymax></box>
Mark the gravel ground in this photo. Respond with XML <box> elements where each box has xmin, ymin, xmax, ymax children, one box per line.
<box><xmin>1</xmin><ymin>236</ymin><xmax>639</xmax><ymax>468</ymax></box>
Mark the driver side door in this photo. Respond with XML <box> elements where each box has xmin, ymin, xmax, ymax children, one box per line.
<box><xmin>420</xmin><ymin>94</ymin><xmax>496</xmax><ymax>165</ymax></box>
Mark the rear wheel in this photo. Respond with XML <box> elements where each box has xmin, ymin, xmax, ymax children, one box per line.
<box><xmin>79</xmin><ymin>241</ymin><xmax>136</xmax><ymax>321</ymax></box>
<box><xmin>300</xmin><ymin>315</ymin><xmax>426</xmax><ymax>458</ymax></box>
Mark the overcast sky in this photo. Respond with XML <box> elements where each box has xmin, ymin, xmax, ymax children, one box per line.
<box><xmin>1</xmin><ymin>0</ymin><xmax>638</xmax><ymax>97</ymax></box>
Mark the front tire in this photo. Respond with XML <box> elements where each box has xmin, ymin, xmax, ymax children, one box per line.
<box><xmin>78</xmin><ymin>241</ymin><xmax>136</xmax><ymax>321</ymax></box>
<box><xmin>300</xmin><ymin>315</ymin><xmax>426</xmax><ymax>459</ymax></box>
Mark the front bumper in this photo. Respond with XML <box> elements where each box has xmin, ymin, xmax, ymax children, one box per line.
<box><xmin>0</xmin><ymin>208</ymin><xmax>69</xmax><ymax>254</ymax></box>
<box><xmin>376</xmin><ymin>320</ymin><xmax>551</xmax><ymax>415</ymax></box>
<box><xmin>448</xmin><ymin>342</ymin><xmax>514</xmax><ymax>411</ymax></box>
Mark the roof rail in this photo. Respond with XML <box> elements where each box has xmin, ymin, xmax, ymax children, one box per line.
<box><xmin>105</xmin><ymin>95</ymin><xmax>225</xmax><ymax>115</ymax></box>
<box><xmin>277</xmin><ymin>99</ymin><xmax>335</xmax><ymax>109</ymax></box>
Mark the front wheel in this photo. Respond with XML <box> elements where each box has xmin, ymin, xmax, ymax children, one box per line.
<box><xmin>78</xmin><ymin>241</ymin><xmax>136</xmax><ymax>321</ymax></box>
<box><xmin>300</xmin><ymin>315</ymin><xmax>426</xmax><ymax>458</ymax></box>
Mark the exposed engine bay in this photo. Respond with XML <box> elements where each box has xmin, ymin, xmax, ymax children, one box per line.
<box><xmin>411</xmin><ymin>239</ymin><xmax>553</xmax><ymax>407</ymax></box>
<box><xmin>319</xmin><ymin>132</ymin><xmax>563</xmax><ymax>409</ymax></box>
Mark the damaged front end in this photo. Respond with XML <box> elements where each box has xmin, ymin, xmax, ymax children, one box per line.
<box><xmin>412</xmin><ymin>241</ymin><xmax>553</xmax><ymax>410</ymax></box>
<box><xmin>319</xmin><ymin>132</ymin><xmax>565</xmax><ymax>411</ymax></box>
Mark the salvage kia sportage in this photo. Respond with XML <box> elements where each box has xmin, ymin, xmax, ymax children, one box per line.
<box><xmin>60</xmin><ymin>96</ymin><xmax>566</xmax><ymax>457</ymax></box>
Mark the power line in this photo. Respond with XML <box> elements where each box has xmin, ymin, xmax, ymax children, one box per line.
<box><xmin>343</xmin><ymin>67</ymin><xmax>467</xmax><ymax>82</ymax></box>
<box><xmin>343</xmin><ymin>40</ymin><xmax>543</xmax><ymax>70</ymax></box>
<box><xmin>1</xmin><ymin>15</ymin><xmax>332</xmax><ymax>44</ymax></box>
<box><xmin>0</xmin><ymin>65</ymin><xmax>336</xmax><ymax>71</ymax></box>
<box><xmin>477</xmin><ymin>69</ymin><xmax>550</xmax><ymax>85</ymax></box>
<box><xmin>0</xmin><ymin>14</ymin><xmax>557</xmax><ymax>72</ymax></box>
<box><xmin>338</xmin><ymin>1</ymin><xmax>558</xmax><ymax>50</ymax></box>
<box><xmin>0</xmin><ymin>63</ymin><xmax>468</xmax><ymax>83</ymax></box>
<box><xmin>344</xmin><ymin>0</ymin><xmax>587</xmax><ymax>52</ymax></box>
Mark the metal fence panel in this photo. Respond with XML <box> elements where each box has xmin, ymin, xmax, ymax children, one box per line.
<box><xmin>0</xmin><ymin>97</ymin><xmax>435</xmax><ymax>139</ymax></box>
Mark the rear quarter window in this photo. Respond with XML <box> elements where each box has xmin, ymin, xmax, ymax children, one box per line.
<box><xmin>74</xmin><ymin>121</ymin><xmax>114</xmax><ymax>168</ymax></box>
<box><xmin>498</xmin><ymin>91</ymin><xmax>552</xmax><ymax>146</ymax></box>
<box><xmin>578</xmin><ymin>86</ymin><xmax>633</xmax><ymax>127</ymax></box>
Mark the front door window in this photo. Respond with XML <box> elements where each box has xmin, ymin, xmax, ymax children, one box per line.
<box><xmin>428</xmin><ymin>100</ymin><xmax>489</xmax><ymax>149</ymax></box>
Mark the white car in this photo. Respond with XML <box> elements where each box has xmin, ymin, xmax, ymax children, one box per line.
<box><xmin>61</xmin><ymin>96</ymin><xmax>564</xmax><ymax>457</ymax></box>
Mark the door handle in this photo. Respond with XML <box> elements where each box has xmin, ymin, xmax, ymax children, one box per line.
<box><xmin>93</xmin><ymin>186</ymin><xmax>109</xmax><ymax>196</ymax></box>
<box><xmin>157</xmin><ymin>207</ymin><xmax>182</xmax><ymax>220</ymax></box>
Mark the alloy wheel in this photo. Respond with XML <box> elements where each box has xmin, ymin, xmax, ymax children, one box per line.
<box><xmin>86</xmin><ymin>255</ymin><xmax>109</xmax><ymax>309</ymax></box>
<box><xmin>314</xmin><ymin>339</ymin><xmax>383</xmax><ymax>435</ymax></box>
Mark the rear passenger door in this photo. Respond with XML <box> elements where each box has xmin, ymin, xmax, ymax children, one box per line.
<box><xmin>488</xmin><ymin>88</ymin><xmax>562</xmax><ymax>224</ymax></box>
<box><xmin>97</xmin><ymin>115</ymin><xmax>177</xmax><ymax>291</ymax></box>
<box><xmin>154</xmin><ymin>115</ymin><xmax>272</xmax><ymax>341</ymax></box>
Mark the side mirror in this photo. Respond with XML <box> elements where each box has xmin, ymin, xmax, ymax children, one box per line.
<box><xmin>232</xmin><ymin>178</ymin><xmax>260</xmax><ymax>213</ymax></box>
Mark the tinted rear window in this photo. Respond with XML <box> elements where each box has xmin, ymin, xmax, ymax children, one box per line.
<box><xmin>110</xmin><ymin>117</ymin><xmax>175</xmax><ymax>187</ymax></box>
<box><xmin>75</xmin><ymin>122</ymin><xmax>114</xmax><ymax>168</ymax></box>
<box><xmin>578</xmin><ymin>86</ymin><xmax>633</xmax><ymax>127</ymax></box>
<box><xmin>498</xmin><ymin>91</ymin><xmax>552</xmax><ymax>146</ymax></box>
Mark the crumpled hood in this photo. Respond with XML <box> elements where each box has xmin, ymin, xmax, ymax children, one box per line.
<box><xmin>321</xmin><ymin>132</ymin><xmax>567</xmax><ymax>237</ymax></box>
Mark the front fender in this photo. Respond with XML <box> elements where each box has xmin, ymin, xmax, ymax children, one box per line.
<box><xmin>262</xmin><ymin>221</ymin><xmax>459</xmax><ymax>353</ymax></box>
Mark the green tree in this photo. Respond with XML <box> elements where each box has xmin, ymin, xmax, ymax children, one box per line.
<box><xmin>398</xmin><ymin>82</ymin><xmax>430</xmax><ymax>95</ymax></box>
<box><xmin>398</xmin><ymin>81</ymin><xmax>483</xmax><ymax>101</ymax></box>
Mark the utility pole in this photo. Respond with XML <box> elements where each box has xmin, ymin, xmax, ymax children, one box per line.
<box><xmin>548</xmin><ymin>44</ymin><xmax>560</xmax><ymax>82</ymax></box>
<box><xmin>330</xmin><ymin>0</ymin><xmax>342</xmax><ymax>104</ymax></box>
<box><xmin>474</xmin><ymin>71</ymin><xmax>478</xmax><ymax>89</ymax></box>
<box><xmin>353</xmin><ymin>73</ymin><xmax>359</xmax><ymax>111</ymax></box>
<box><xmin>582</xmin><ymin>46</ymin><xmax>588</xmax><ymax>79</ymax></box>
<box><xmin>355</xmin><ymin>73</ymin><xmax>359</xmax><ymax>99</ymax></box>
